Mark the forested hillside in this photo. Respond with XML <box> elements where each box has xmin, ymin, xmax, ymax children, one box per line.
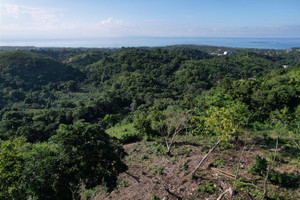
<box><xmin>0</xmin><ymin>51</ymin><xmax>84</xmax><ymax>90</ymax></box>
<box><xmin>0</xmin><ymin>46</ymin><xmax>299</xmax><ymax>200</ymax></box>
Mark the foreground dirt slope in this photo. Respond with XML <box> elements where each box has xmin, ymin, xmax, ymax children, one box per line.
<box><xmin>94</xmin><ymin>136</ymin><xmax>300</xmax><ymax>200</ymax></box>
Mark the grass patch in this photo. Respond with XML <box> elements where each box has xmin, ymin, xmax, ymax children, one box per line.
<box><xmin>195</xmin><ymin>182</ymin><xmax>216</xmax><ymax>195</ymax></box>
<box><xmin>154</xmin><ymin>167</ymin><xmax>164</xmax><ymax>175</ymax></box>
<box><xmin>212</xmin><ymin>158</ymin><xmax>225</xmax><ymax>167</ymax></box>
<box><xmin>145</xmin><ymin>142</ymin><xmax>168</xmax><ymax>156</ymax></box>
<box><xmin>106</xmin><ymin>123</ymin><xmax>142</xmax><ymax>144</ymax></box>
<box><xmin>140</xmin><ymin>154</ymin><xmax>149</xmax><ymax>160</ymax></box>
<box><xmin>120</xmin><ymin>180</ymin><xmax>129</xmax><ymax>188</ymax></box>
<box><xmin>150</xmin><ymin>194</ymin><xmax>160</xmax><ymax>200</ymax></box>
<box><xmin>80</xmin><ymin>186</ymin><xmax>103</xmax><ymax>200</ymax></box>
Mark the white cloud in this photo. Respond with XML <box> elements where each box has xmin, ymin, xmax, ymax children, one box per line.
<box><xmin>1</xmin><ymin>4</ymin><xmax>60</xmax><ymax>26</ymax></box>
<box><xmin>100</xmin><ymin>17</ymin><xmax>125</xmax><ymax>27</ymax></box>
<box><xmin>0</xmin><ymin>4</ymin><xmax>135</xmax><ymax>39</ymax></box>
<box><xmin>101</xmin><ymin>17</ymin><xmax>112</xmax><ymax>24</ymax></box>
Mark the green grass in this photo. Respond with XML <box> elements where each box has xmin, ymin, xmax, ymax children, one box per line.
<box><xmin>106</xmin><ymin>123</ymin><xmax>142</xmax><ymax>144</ymax></box>
<box><xmin>212</xmin><ymin>158</ymin><xmax>225</xmax><ymax>167</ymax></box>
<box><xmin>154</xmin><ymin>167</ymin><xmax>164</xmax><ymax>175</ymax></box>
<box><xmin>150</xmin><ymin>194</ymin><xmax>160</xmax><ymax>200</ymax></box>
<box><xmin>195</xmin><ymin>182</ymin><xmax>216</xmax><ymax>195</ymax></box>
<box><xmin>106</xmin><ymin>123</ymin><xmax>137</xmax><ymax>138</ymax></box>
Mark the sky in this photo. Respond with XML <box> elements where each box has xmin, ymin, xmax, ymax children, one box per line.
<box><xmin>0</xmin><ymin>0</ymin><xmax>300</xmax><ymax>40</ymax></box>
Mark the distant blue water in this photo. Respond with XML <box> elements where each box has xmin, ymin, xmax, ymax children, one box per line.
<box><xmin>1</xmin><ymin>37</ymin><xmax>300</xmax><ymax>49</ymax></box>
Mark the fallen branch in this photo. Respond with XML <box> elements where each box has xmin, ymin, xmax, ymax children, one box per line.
<box><xmin>191</xmin><ymin>140</ymin><xmax>221</xmax><ymax>177</ymax></box>
<box><xmin>214</xmin><ymin>171</ymin><xmax>235</xmax><ymax>180</ymax></box>
<box><xmin>211</xmin><ymin>168</ymin><xmax>258</xmax><ymax>188</ymax></box>
<box><xmin>125</xmin><ymin>172</ymin><xmax>140</xmax><ymax>183</ymax></box>
<box><xmin>164</xmin><ymin>187</ymin><xmax>182</xmax><ymax>200</ymax></box>
<box><xmin>260</xmin><ymin>136</ymin><xmax>279</xmax><ymax>200</ymax></box>
<box><xmin>211</xmin><ymin>167</ymin><xmax>235</xmax><ymax>178</ymax></box>
<box><xmin>217</xmin><ymin>187</ymin><xmax>233</xmax><ymax>200</ymax></box>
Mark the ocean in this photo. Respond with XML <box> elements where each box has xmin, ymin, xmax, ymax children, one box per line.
<box><xmin>1</xmin><ymin>37</ymin><xmax>300</xmax><ymax>49</ymax></box>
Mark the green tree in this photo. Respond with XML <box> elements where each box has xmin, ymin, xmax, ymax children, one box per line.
<box><xmin>104</xmin><ymin>114</ymin><xmax>121</xmax><ymax>127</ymax></box>
<box><xmin>67</xmin><ymin>80</ymin><xmax>78</xmax><ymax>92</ymax></box>
<box><xmin>22</xmin><ymin>142</ymin><xmax>69</xmax><ymax>200</ymax></box>
<box><xmin>191</xmin><ymin>106</ymin><xmax>246</xmax><ymax>176</ymax></box>
<box><xmin>152</xmin><ymin>106</ymin><xmax>190</xmax><ymax>155</ymax></box>
<box><xmin>0</xmin><ymin>122</ymin><xmax>127</xmax><ymax>200</ymax></box>
<box><xmin>50</xmin><ymin>122</ymin><xmax>127</xmax><ymax>193</ymax></box>
<box><xmin>192</xmin><ymin>106</ymin><xmax>244</xmax><ymax>141</ymax></box>
<box><xmin>0</xmin><ymin>137</ymin><xmax>28</xmax><ymax>200</ymax></box>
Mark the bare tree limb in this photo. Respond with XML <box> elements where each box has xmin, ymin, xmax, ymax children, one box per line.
<box><xmin>260</xmin><ymin>136</ymin><xmax>279</xmax><ymax>200</ymax></box>
<box><xmin>166</xmin><ymin>124</ymin><xmax>184</xmax><ymax>154</ymax></box>
<box><xmin>211</xmin><ymin>168</ymin><xmax>258</xmax><ymax>189</ymax></box>
<box><xmin>247</xmin><ymin>138</ymin><xmax>262</xmax><ymax>152</ymax></box>
<box><xmin>164</xmin><ymin>111</ymin><xmax>194</xmax><ymax>155</ymax></box>
<box><xmin>191</xmin><ymin>140</ymin><xmax>221</xmax><ymax>177</ymax></box>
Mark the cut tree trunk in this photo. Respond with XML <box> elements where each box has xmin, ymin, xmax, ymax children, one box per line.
<box><xmin>191</xmin><ymin>140</ymin><xmax>221</xmax><ymax>177</ymax></box>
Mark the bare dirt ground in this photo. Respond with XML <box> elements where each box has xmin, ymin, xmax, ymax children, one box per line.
<box><xmin>93</xmin><ymin>136</ymin><xmax>300</xmax><ymax>200</ymax></box>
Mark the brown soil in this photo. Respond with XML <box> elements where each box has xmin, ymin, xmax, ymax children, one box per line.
<box><xmin>93</xmin><ymin>137</ymin><xmax>300</xmax><ymax>200</ymax></box>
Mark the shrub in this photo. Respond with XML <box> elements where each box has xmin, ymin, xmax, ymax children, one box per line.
<box><xmin>154</xmin><ymin>167</ymin><xmax>164</xmax><ymax>175</ymax></box>
<box><xmin>249</xmin><ymin>155</ymin><xmax>268</xmax><ymax>176</ymax></box>
<box><xmin>104</xmin><ymin>114</ymin><xmax>121</xmax><ymax>127</ymax></box>
<box><xmin>268</xmin><ymin>170</ymin><xmax>299</xmax><ymax>188</ymax></box>
<box><xmin>195</xmin><ymin>181</ymin><xmax>216</xmax><ymax>195</ymax></box>
<box><xmin>250</xmin><ymin>155</ymin><xmax>299</xmax><ymax>188</ymax></box>
<box><xmin>212</xmin><ymin>158</ymin><xmax>225</xmax><ymax>167</ymax></box>
<box><xmin>119</xmin><ymin>132</ymin><xmax>143</xmax><ymax>144</ymax></box>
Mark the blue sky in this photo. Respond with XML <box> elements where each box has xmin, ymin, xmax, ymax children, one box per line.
<box><xmin>0</xmin><ymin>0</ymin><xmax>300</xmax><ymax>39</ymax></box>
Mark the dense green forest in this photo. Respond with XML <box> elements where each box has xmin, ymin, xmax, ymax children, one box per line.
<box><xmin>0</xmin><ymin>46</ymin><xmax>299</xmax><ymax>200</ymax></box>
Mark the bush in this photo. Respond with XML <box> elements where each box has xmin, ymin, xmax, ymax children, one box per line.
<box><xmin>195</xmin><ymin>181</ymin><xmax>216</xmax><ymax>195</ymax></box>
<box><xmin>50</xmin><ymin>122</ymin><xmax>128</xmax><ymax>190</ymax></box>
<box><xmin>104</xmin><ymin>114</ymin><xmax>121</xmax><ymax>127</ymax></box>
<box><xmin>119</xmin><ymin>132</ymin><xmax>142</xmax><ymax>144</ymax></box>
<box><xmin>268</xmin><ymin>170</ymin><xmax>299</xmax><ymax>188</ymax></box>
<box><xmin>147</xmin><ymin>142</ymin><xmax>168</xmax><ymax>156</ymax></box>
<box><xmin>249</xmin><ymin>155</ymin><xmax>268</xmax><ymax>176</ymax></box>
<box><xmin>134</xmin><ymin>118</ymin><xmax>155</xmax><ymax>136</ymax></box>
<box><xmin>250</xmin><ymin>155</ymin><xmax>299</xmax><ymax>188</ymax></box>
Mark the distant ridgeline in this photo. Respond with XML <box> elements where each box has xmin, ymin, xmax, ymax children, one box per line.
<box><xmin>0</xmin><ymin>45</ymin><xmax>299</xmax><ymax>199</ymax></box>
